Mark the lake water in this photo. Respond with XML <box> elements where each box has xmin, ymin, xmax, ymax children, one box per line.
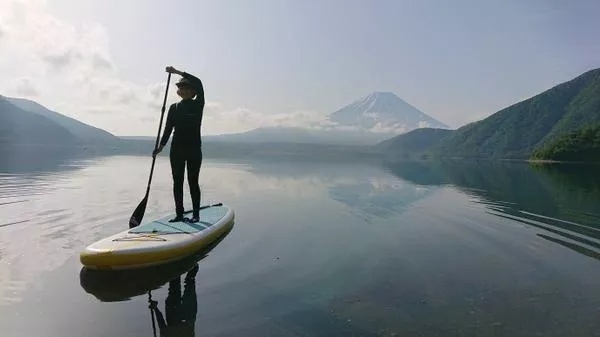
<box><xmin>1</xmin><ymin>151</ymin><xmax>599</xmax><ymax>336</ymax></box>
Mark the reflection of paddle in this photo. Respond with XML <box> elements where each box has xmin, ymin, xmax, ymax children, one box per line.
<box><xmin>149</xmin><ymin>291</ymin><xmax>158</xmax><ymax>337</ymax></box>
<box><xmin>129</xmin><ymin>72</ymin><xmax>172</xmax><ymax>228</ymax></box>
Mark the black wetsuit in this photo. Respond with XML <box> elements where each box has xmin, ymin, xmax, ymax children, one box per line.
<box><xmin>158</xmin><ymin>72</ymin><xmax>204</xmax><ymax>217</ymax></box>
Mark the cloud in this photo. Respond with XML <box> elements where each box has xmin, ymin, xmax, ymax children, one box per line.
<box><xmin>0</xmin><ymin>0</ymin><xmax>340</xmax><ymax>136</ymax></box>
<box><xmin>201</xmin><ymin>102</ymin><xmax>423</xmax><ymax>135</ymax></box>
<box><xmin>13</xmin><ymin>77</ymin><xmax>40</xmax><ymax>97</ymax></box>
<box><xmin>369</xmin><ymin>122</ymin><xmax>408</xmax><ymax>134</ymax></box>
<box><xmin>42</xmin><ymin>49</ymin><xmax>82</xmax><ymax>70</ymax></box>
<box><xmin>200</xmin><ymin>104</ymin><xmax>334</xmax><ymax>135</ymax></box>
<box><xmin>271</xmin><ymin>110</ymin><xmax>332</xmax><ymax>129</ymax></box>
<box><xmin>0</xmin><ymin>1</ymin><xmax>146</xmax><ymax>132</ymax></box>
<box><xmin>91</xmin><ymin>52</ymin><xmax>114</xmax><ymax>71</ymax></box>
<box><xmin>0</xmin><ymin>0</ymin><xmax>269</xmax><ymax>136</ymax></box>
<box><xmin>417</xmin><ymin>121</ymin><xmax>432</xmax><ymax>128</ymax></box>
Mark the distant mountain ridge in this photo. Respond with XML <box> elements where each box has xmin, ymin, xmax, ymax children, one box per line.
<box><xmin>0</xmin><ymin>96</ymin><xmax>79</xmax><ymax>147</ymax></box>
<box><xmin>6</xmin><ymin>96</ymin><xmax>115</xmax><ymax>144</ymax></box>
<box><xmin>4</xmin><ymin>90</ymin><xmax>446</xmax><ymax>148</ymax></box>
<box><xmin>203</xmin><ymin>126</ymin><xmax>397</xmax><ymax>145</ymax></box>
<box><xmin>4</xmin><ymin>66</ymin><xmax>599</xmax><ymax>163</ymax></box>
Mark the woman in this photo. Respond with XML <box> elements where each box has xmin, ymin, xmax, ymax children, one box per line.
<box><xmin>153</xmin><ymin>66</ymin><xmax>204</xmax><ymax>223</ymax></box>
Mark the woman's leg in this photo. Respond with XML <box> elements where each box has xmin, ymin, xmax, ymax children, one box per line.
<box><xmin>170</xmin><ymin>153</ymin><xmax>186</xmax><ymax>220</ymax></box>
<box><xmin>186</xmin><ymin>149</ymin><xmax>203</xmax><ymax>219</ymax></box>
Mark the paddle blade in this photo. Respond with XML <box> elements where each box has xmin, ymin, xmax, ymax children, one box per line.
<box><xmin>129</xmin><ymin>196</ymin><xmax>148</xmax><ymax>228</ymax></box>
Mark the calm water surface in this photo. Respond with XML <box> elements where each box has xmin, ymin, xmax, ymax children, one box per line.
<box><xmin>0</xmin><ymin>152</ymin><xmax>599</xmax><ymax>337</ymax></box>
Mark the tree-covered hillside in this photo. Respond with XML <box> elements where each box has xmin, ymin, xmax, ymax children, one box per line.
<box><xmin>376</xmin><ymin>128</ymin><xmax>453</xmax><ymax>160</ymax></box>
<box><xmin>531</xmin><ymin>124</ymin><xmax>600</xmax><ymax>162</ymax></box>
<box><xmin>429</xmin><ymin>68</ymin><xmax>600</xmax><ymax>159</ymax></box>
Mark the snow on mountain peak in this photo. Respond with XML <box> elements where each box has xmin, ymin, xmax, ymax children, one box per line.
<box><xmin>327</xmin><ymin>91</ymin><xmax>448</xmax><ymax>133</ymax></box>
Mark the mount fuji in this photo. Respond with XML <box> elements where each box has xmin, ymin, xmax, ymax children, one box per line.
<box><xmin>329</xmin><ymin>91</ymin><xmax>448</xmax><ymax>133</ymax></box>
<box><xmin>207</xmin><ymin>91</ymin><xmax>449</xmax><ymax>145</ymax></box>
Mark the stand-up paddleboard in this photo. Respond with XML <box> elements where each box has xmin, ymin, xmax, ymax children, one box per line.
<box><xmin>80</xmin><ymin>226</ymin><xmax>232</xmax><ymax>301</ymax></box>
<box><xmin>80</xmin><ymin>203</ymin><xmax>234</xmax><ymax>270</ymax></box>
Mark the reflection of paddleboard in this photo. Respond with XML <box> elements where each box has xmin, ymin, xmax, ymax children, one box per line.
<box><xmin>80</xmin><ymin>227</ymin><xmax>232</xmax><ymax>302</ymax></box>
<box><xmin>80</xmin><ymin>203</ymin><xmax>234</xmax><ymax>270</ymax></box>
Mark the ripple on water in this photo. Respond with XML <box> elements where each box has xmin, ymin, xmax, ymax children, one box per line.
<box><xmin>0</xmin><ymin>165</ymin><xmax>136</xmax><ymax>305</ymax></box>
<box><xmin>468</xmin><ymin>195</ymin><xmax>600</xmax><ymax>265</ymax></box>
<box><xmin>0</xmin><ymin>173</ymin><xmax>58</xmax><ymax>197</ymax></box>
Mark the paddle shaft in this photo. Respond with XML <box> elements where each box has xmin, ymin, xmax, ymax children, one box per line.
<box><xmin>183</xmin><ymin>202</ymin><xmax>223</xmax><ymax>215</ymax></box>
<box><xmin>146</xmin><ymin>72</ymin><xmax>172</xmax><ymax>197</ymax></box>
<box><xmin>129</xmin><ymin>72</ymin><xmax>172</xmax><ymax>228</ymax></box>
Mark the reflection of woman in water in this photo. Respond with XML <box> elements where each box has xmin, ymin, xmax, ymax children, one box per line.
<box><xmin>149</xmin><ymin>264</ymin><xmax>199</xmax><ymax>337</ymax></box>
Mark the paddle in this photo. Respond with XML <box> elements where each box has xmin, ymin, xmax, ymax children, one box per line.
<box><xmin>129</xmin><ymin>72</ymin><xmax>172</xmax><ymax>228</ymax></box>
<box><xmin>183</xmin><ymin>202</ymin><xmax>224</xmax><ymax>215</ymax></box>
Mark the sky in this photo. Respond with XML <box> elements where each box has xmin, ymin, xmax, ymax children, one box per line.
<box><xmin>0</xmin><ymin>0</ymin><xmax>599</xmax><ymax>136</ymax></box>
